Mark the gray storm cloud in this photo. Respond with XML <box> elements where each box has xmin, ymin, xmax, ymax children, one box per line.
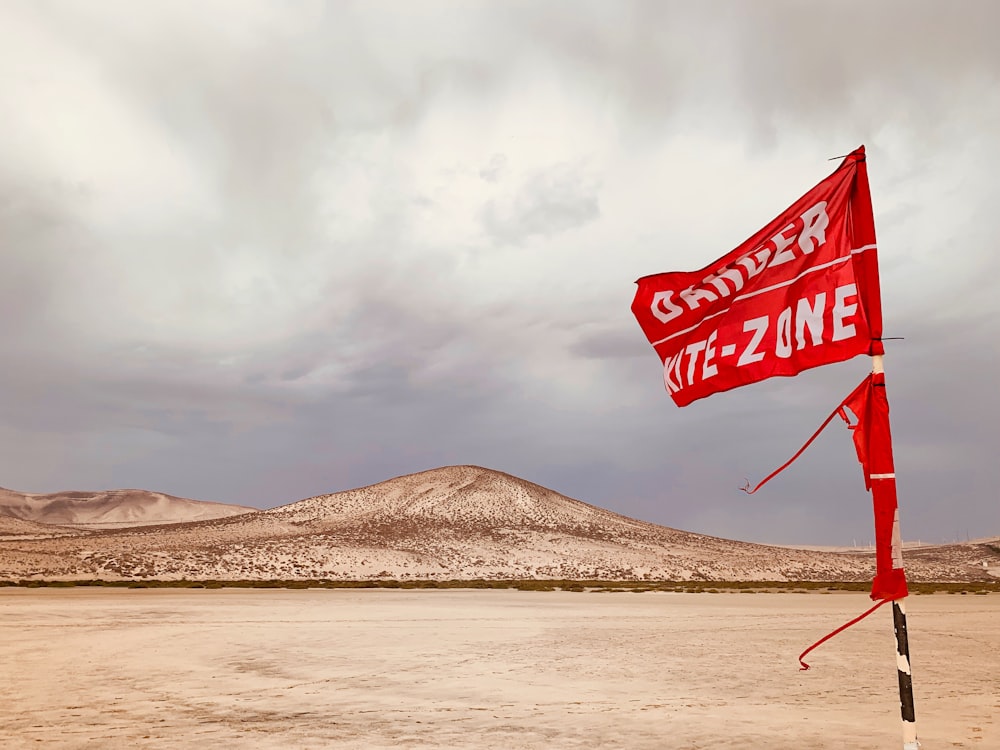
<box><xmin>1</xmin><ymin>0</ymin><xmax>997</xmax><ymax>544</ymax></box>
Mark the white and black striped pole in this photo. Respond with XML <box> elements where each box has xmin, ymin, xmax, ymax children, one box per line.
<box><xmin>893</xmin><ymin>598</ymin><xmax>918</xmax><ymax>749</ymax></box>
<box><xmin>873</xmin><ymin>353</ymin><xmax>918</xmax><ymax>750</ymax></box>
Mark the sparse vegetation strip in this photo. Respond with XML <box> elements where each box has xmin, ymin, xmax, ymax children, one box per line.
<box><xmin>0</xmin><ymin>579</ymin><xmax>997</xmax><ymax>594</ymax></box>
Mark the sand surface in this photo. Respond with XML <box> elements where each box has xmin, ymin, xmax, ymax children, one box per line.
<box><xmin>1</xmin><ymin>589</ymin><xmax>996</xmax><ymax>749</ymax></box>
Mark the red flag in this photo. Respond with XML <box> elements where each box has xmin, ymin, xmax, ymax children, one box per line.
<box><xmin>632</xmin><ymin>146</ymin><xmax>883</xmax><ymax>407</ymax></box>
<box><xmin>745</xmin><ymin>372</ymin><xmax>908</xmax><ymax>602</ymax></box>
<box><xmin>841</xmin><ymin>372</ymin><xmax>908</xmax><ymax>601</ymax></box>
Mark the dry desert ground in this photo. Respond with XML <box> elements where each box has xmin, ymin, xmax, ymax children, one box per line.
<box><xmin>1</xmin><ymin>588</ymin><xmax>997</xmax><ymax>749</ymax></box>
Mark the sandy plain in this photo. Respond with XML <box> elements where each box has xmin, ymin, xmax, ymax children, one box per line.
<box><xmin>1</xmin><ymin>589</ymin><xmax>997</xmax><ymax>749</ymax></box>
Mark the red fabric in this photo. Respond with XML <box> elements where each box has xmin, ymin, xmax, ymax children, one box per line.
<box><xmin>742</xmin><ymin>373</ymin><xmax>909</xmax><ymax>602</ymax></box>
<box><xmin>740</xmin><ymin>399</ymin><xmax>851</xmax><ymax>496</ymax></box>
<box><xmin>840</xmin><ymin>375</ymin><xmax>874</xmax><ymax>488</ymax></box>
<box><xmin>632</xmin><ymin>146</ymin><xmax>884</xmax><ymax>407</ymax></box>
<box><xmin>841</xmin><ymin>372</ymin><xmax>909</xmax><ymax>601</ymax></box>
<box><xmin>798</xmin><ymin>599</ymin><xmax>889</xmax><ymax>670</ymax></box>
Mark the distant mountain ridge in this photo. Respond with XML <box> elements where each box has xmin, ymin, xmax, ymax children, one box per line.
<box><xmin>0</xmin><ymin>466</ymin><xmax>997</xmax><ymax>582</ymax></box>
<box><xmin>0</xmin><ymin>486</ymin><xmax>255</xmax><ymax>529</ymax></box>
<box><xmin>0</xmin><ymin>513</ymin><xmax>81</xmax><ymax>537</ymax></box>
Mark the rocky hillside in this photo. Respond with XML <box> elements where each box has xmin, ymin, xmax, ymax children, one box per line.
<box><xmin>0</xmin><ymin>466</ymin><xmax>996</xmax><ymax>582</ymax></box>
<box><xmin>0</xmin><ymin>486</ymin><xmax>255</xmax><ymax>529</ymax></box>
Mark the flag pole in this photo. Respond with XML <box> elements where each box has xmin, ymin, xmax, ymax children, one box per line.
<box><xmin>871</xmin><ymin>353</ymin><xmax>918</xmax><ymax>750</ymax></box>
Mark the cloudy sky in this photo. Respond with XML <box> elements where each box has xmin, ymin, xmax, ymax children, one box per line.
<box><xmin>2</xmin><ymin>0</ymin><xmax>998</xmax><ymax>545</ymax></box>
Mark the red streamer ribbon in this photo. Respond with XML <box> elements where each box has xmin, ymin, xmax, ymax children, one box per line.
<box><xmin>798</xmin><ymin>598</ymin><xmax>889</xmax><ymax>670</ymax></box>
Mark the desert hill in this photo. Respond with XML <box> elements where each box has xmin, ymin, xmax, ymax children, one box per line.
<box><xmin>0</xmin><ymin>513</ymin><xmax>81</xmax><ymax>538</ymax></box>
<box><xmin>0</xmin><ymin>486</ymin><xmax>255</xmax><ymax>529</ymax></box>
<box><xmin>0</xmin><ymin>466</ymin><xmax>996</xmax><ymax>582</ymax></box>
